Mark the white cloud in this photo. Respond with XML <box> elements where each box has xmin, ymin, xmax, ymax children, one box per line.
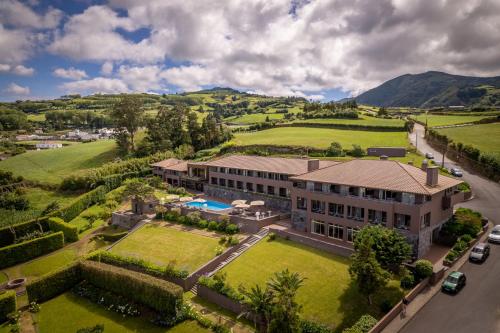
<box><xmin>0</xmin><ymin>64</ymin><xmax>11</xmax><ymax>72</ymax></box>
<box><xmin>60</xmin><ymin>77</ymin><xmax>129</xmax><ymax>94</ymax></box>
<box><xmin>5</xmin><ymin>83</ymin><xmax>30</xmax><ymax>95</ymax></box>
<box><xmin>12</xmin><ymin>65</ymin><xmax>35</xmax><ymax>76</ymax></box>
<box><xmin>0</xmin><ymin>0</ymin><xmax>62</xmax><ymax>29</ymax></box>
<box><xmin>53</xmin><ymin>67</ymin><xmax>88</xmax><ymax>80</ymax></box>
<box><xmin>101</xmin><ymin>61</ymin><xmax>114</xmax><ymax>75</ymax></box>
<box><xmin>0</xmin><ymin>24</ymin><xmax>34</xmax><ymax>65</ymax></box>
<box><xmin>117</xmin><ymin>65</ymin><xmax>164</xmax><ymax>91</ymax></box>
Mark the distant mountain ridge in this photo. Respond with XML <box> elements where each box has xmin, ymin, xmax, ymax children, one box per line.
<box><xmin>354</xmin><ymin>71</ymin><xmax>500</xmax><ymax>108</ymax></box>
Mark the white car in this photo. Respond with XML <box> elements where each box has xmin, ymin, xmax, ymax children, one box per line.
<box><xmin>488</xmin><ymin>225</ymin><xmax>500</xmax><ymax>244</ymax></box>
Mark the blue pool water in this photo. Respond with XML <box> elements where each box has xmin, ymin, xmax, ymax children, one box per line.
<box><xmin>184</xmin><ymin>200</ymin><xmax>232</xmax><ymax>211</ymax></box>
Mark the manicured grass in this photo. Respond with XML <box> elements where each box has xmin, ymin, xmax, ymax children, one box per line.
<box><xmin>410</xmin><ymin>114</ymin><xmax>493</xmax><ymax>127</ymax></box>
<box><xmin>21</xmin><ymin>249</ymin><xmax>78</xmax><ymax>279</ymax></box>
<box><xmin>111</xmin><ymin>224</ymin><xmax>221</xmax><ymax>273</ymax></box>
<box><xmin>0</xmin><ymin>140</ymin><xmax>118</xmax><ymax>184</ymax></box>
<box><xmin>27</xmin><ymin>113</ymin><xmax>46</xmax><ymax>122</ymax></box>
<box><xmin>36</xmin><ymin>293</ymin><xmax>210</xmax><ymax>333</ymax></box>
<box><xmin>220</xmin><ymin>237</ymin><xmax>403</xmax><ymax>331</ymax></box>
<box><xmin>0</xmin><ymin>271</ymin><xmax>7</xmax><ymax>284</ymax></box>
<box><xmin>292</xmin><ymin>115</ymin><xmax>405</xmax><ymax>127</ymax></box>
<box><xmin>232</xmin><ymin>127</ymin><xmax>409</xmax><ymax>149</ymax></box>
<box><xmin>437</xmin><ymin>123</ymin><xmax>500</xmax><ymax>159</ymax></box>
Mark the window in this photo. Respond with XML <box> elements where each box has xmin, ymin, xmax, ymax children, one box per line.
<box><xmin>421</xmin><ymin>212</ymin><xmax>431</xmax><ymax>229</ymax></box>
<box><xmin>246</xmin><ymin>183</ymin><xmax>254</xmax><ymax>191</ymax></box>
<box><xmin>236</xmin><ymin>181</ymin><xmax>243</xmax><ymax>190</ymax></box>
<box><xmin>218</xmin><ymin>167</ymin><xmax>226</xmax><ymax>173</ymax></box>
<box><xmin>328</xmin><ymin>203</ymin><xmax>344</xmax><ymax>217</ymax></box>
<box><xmin>228</xmin><ymin>168</ymin><xmax>236</xmax><ymax>174</ymax></box>
<box><xmin>368</xmin><ymin>209</ymin><xmax>387</xmax><ymax>225</ymax></box>
<box><xmin>209</xmin><ymin>167</ymin><xmax>217</xmax><ymax>172</ymax></box>
<box><xmin>347</xmin><ymin>206</ymin><xmax>365</xmax><ymax>221</ymax></box>
<box><xmin>297</xmin><ymin>197</ymin><xmax>307</xmax><ymax>210</ymax></box>
<box><xmin>328</xmin><ymin>224</ymin><xmax>344</xmax><ymax>240</ymax></box>
<box><xmin>211</xmin><ymin>177</ymin><xmax>218</xmax><ymax>185</ymax></box>
<box><xmin>347</xmin><ymin>227</ymin><xmax>359</xmax><ymax>242</ymax></box>
<box><xmin>349</xmin><ymin>187</ymin><xmax>360</xmax><ymax>196</ymax></box>
<box><xmin>279</xmin><ymin>174</ymin><xmax>288</xmax><ymax>181</ymax></box>
<box><xmin>314</xmin><ymin>182</ymin><xmax>323</xmax><ymax>192</ymax></box>
<box><xmin>256</xmin><ymin>184</ymin><xmax>264</xmax><ymax>193</ymax></box>
<box><xmin>219</xmin><ymin>178</ymin><xmax>226</xmax><ymax>187</ymax></box>
<box><xmin>257</xmin><ymin>171</ymin><xmax>265</xmax><ymax>178</ymax></box>
<box><xmin>311</xmin><ymin>200</ymin><xmax>325</xmax><ymax>214</ymax></box>
<box><xmin>267</xmin><ymin>186</ymin><xmax>275</xmax><ymax>195</ymax></box>
<box><xmin>312</xmin><ymin>220</ymin><xmax>325</xmax><ymax>235</ymax></box>
<box><xmin>330</xmin><ymin>184</ymin><xmax>341</xmax><ymax>194</ymax></box>
<box><xmin>294</xmin><ymin>182</ymin><xmax>306</xmax><ymax>189</ymax></box>
<box><xmin>246</xmin><ymin>170</ymin><xmax>253</xmax><ymax>177</ymax></box>
<box><xmin>227</xmin><ymin>179</ymin><xmax>234</xmax><ymax>188</ymax></box>
<box><xmin>237</xmin><ymin>169</ymin><xmax>243</xmax><ymax>175</ymax></box>
<box><xmin>279</xmin><ymin>187</ymin><xmax>288</xmax><ymax>197</ymax></box>
<box><xmin>268</xmin><ymin>172</ymin><xmax>276</xmax><ymax>180</ymax></box>
<box><xmin>394</xmin><ymin>214</ymin><xmax>411</xmax><ymax>230</ymax></box>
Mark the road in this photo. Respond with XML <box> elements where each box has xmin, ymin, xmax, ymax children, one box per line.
<box><xmin>400</xmin><ymin>124</ymin><xmax>500</xmax><ymax>333</ymax></box>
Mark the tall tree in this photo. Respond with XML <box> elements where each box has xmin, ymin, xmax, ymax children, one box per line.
<box><xmin>239</xmin><ymin>285</ymin><xmax>273</xmax><ymax>332</ymax></box>
<box><xmin>110</xmin><ymin>96</ymin><xmax>144</xmax><ymax>153</ymax></box>
<box><xmin>186</xmin><ymin>111</ymin><xmax>202</xmax><ymax>150</ymax></box>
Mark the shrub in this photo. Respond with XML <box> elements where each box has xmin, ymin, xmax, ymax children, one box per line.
<box><xmin>400</xmin><ymin>272</ymin><xmax>415</xmax><ymax>289</ymax></box>
<box><xmin>342</xmin><ymin>314</ymin><xmax>377</xmax><ymax>333</ymax></box>
<box><xmin>217</xmin><ymin>216</ymin><xmax>230</xmax><ymax>231</ymax></box>
<box><xmin>349</xmin><ymin>144</ymin><xmax>365</xmax><ymax>158</ymax></box>
<box><xmin>225</xmin><ymin>223</ymin><xmax>239</xmax><ymax>235</ymax></box>
<box><xmin>268</xmin><ymin>232</ymin><xmax>276</xmax><ymax>241</ymax></box>
<box><xmin>77</xmin><ymin>324</ymin><xmax>104</xmax><ymax>333</ymax></box>
<box><xmin>452</xmin><ymin>240</ymin><xmax>468</xmax><ymax>253</ymax></box>
<box><xmin>0</xmin><ymin>290</ymin><xmax>16</xmax><ymax>323</ymax></box>
<box><xmin>187</xmin><ymin>211</ymin><xmax>201</xmax><ymax>225</ymax></box>
<box><xmin>228</xmin><ymin>237</ymin><xmax>239</xmax><ymax>246</ymax></box>
<box><xmin>299</xmin><ymin>320</ymin><xmax>333</xmax><ymax>333</ymax></box>
<box><xmin>326</xmin><ymin>141</ymin><xmax>343</xmax><ymax>157</ymax></box>
<box><xmin>459</xmin><ymin>234</ymin><xmax>473</xmax><ymax>243</ymax></box>
<box><xmin>0</xmin><ymin>231</ymin><xmax>64</xmax><ymax>269</ymax></box>
<box><xmin>197</xmin><ymin>219</ymin><xmax>208</xmax><ymax>229</ymax></box>
<box><xmin>27</xmin><ymin>261</ymin><xmax>82</xmax><ymax>303</ymax></box>
<box><xmin>54</xmin><ymin>185</ymin><xmax>108</xmax><ymax>222</ymax></box>
<box><xmin>198</xmin><ymin>274</ymin><xmax>244</xmax><ymax>302</ymax></box>
<box><xmin>48</xmin><ymin>217</ymin><xmax>78</xmax><ymax>242</ymax></box>
<box><xmin>445</xmin><ymin>250</ymin><xmax>459</xmax><ymax>262</ymax></box>
<box><xmin>100</xmin><ymin>231</ymin><xmax>128</xmax><ymax>242</ymax></box>
<box><xmin>453</xmin><ymin>208</ymin><xmax>482</xmax><ymax>237</ymax></box>
<box><xmin>415</xmin><ymin>260</ymin><xmax>433</xmax><ymax>280</ymax></box>
<box><xmin>208</xmin><ymin>221</ymin><xmax>219</xmax><ymax>231</ymax></box>
<box><xmin>80</xmin><ymin>261</ymin><xmax>183</xmax><ymax>317</ymax></box>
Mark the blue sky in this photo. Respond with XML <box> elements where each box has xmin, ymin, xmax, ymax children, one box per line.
<box><xmin>1</xmin><ymin>0</ymin><xmax>499</xmax><ymax>102</ymax></box>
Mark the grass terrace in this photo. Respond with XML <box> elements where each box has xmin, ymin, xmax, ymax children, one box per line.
<box><xmin>220</xmin><ymin>237</ymin><xmax>403</xmax><ymax>331</ymax></box>
<box><xmin>35</xmin><ymin>293</ymin><xmax>210</xmax><ymax>333</ymax></box>
<box><xmin>232</xmin><ymin>127</ymin><xmax>409</xmax><ymax>149</ymax></box>
<box><xmin>410</xmin><ymin>114</ymin><xmax>494</xmax><ymax>127</ymax></box>
<box><xmin>291</xmin><ymin>115</ymin><xmax>405</xmax><ymax>127</ymax></box>
<box><xmin>225</xmin><ymin>113</ymin><xmax>285</xmax><ymax>124</ymax></box>
<box><xmin>111</xmin><ymin>223</ymin><xmax>221</xmax><ymax>273</ymax></box>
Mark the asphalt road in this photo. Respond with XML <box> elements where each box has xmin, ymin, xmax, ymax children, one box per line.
<box><xmin>401</xmin><ymin>124</ymin><xmax>500</xmax><ymax>333</ymax></box>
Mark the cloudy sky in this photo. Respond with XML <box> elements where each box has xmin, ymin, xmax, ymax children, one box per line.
<box><xmin>1</xmin><ymin>0</ymin><xmax>500</xmax><ymax>101</ymax></box>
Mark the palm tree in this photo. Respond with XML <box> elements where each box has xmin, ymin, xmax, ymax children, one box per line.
<box><xmin>239</xmin><ymin>285</ymin><xmax>273</xmax><ymax>332</ymax></box>
<box><xmin>267</xmin><ymin>268</ymin><xmax>305</xmax><ymax>298</ymax></box>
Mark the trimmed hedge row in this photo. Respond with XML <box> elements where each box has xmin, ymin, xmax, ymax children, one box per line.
<box><xmin>87</xmin><ymin>250</ymin><xmax>189</xmax><ymax>279</ymax></box>
<box><xmin>278</xmin><ymin>122</ymin><xmax>407</xmax><ymax>132</ymax></box>
<box><xmin>0</xmin><ymin>290</ymin><xmax>16</xmax><ymax>323</ymax></box>
<box><xmin>99</xmin><ymin>231</ymin><xmax>128</xmax><ymax>242</ymax></box>
<box><xmin>48</xmin><ymin>217</ymin><xmax>78</xmax><ymax>242</ymax></box>
<box><xmin>0</xmin><ymin>231</ymin><xmax>64</xmax><ymax>269</ymax></box>
<box><xmin>27</xmin><ymin>261</ymin><xmax>82</xmax><ymax>303</ymax></box>
<box><xmin>80</xmin><ymin>260</ymin><xmax>183</xmax><ymax>317</ymax></box>
<box><xmin>0</xmin><ymin>217</ymin><xmax>50</xmax><ymax>248</ymax></box>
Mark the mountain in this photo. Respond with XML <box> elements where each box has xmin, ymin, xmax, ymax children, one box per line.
<box><xmin>354</xmin><ymin>71</ymin><xmax>500</xmax><ymax>108</ymax></box>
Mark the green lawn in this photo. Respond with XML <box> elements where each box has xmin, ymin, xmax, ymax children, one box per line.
<box><xmin>410</xmin><ymin>114</ymin><xmax>494</xmax><ymax>127</ymax></box>
<box><xmin>111</xmin><ymin>224</ymin><xmax>221</xmax><ymax>273</ymax></box>
<box><xmin>291</xmin><ymin>115</ymin><xmax>405</xmax><ymax>127</ymax></box>
<box><xmin>232</xmin><ymin>127</ymin><xmax>409</xmax><ymax>149</ymax></box>
<box><xmin>0</xmin><ymin>139</ymin><xmax>118</xmax><ymax>184</ymax></box>
<box><xmin>437</xmin><ymin>123</ymin><xmax>500</xmax><ymax>159</ymax></box>
<box><xmin>225</xmin><ymin>113</ymin><xmax>285</xmax><ymax>124</ymax></box>
<box><xmin>221</xmin><ymin>237</ymin><xmax>403</xmax><ymax>331</ymax></box>
<box><xmin>27</xmin><ymin>113</ymin><xmax>46</xmax><ymax>122</ymax></box>
<box><xmin>0</xmin><ymin>271</ymin><xmax>7</xmax><ymax>284</ymax></box>
<box><xmin>36</xmin><ymin>293</ymin><xmax>210</xmax><ymax>333</ymax></box>
<box><xmin>21</xmin><ymin>249</ymin><xmax>78</xmax><ymax>279</ymax></box>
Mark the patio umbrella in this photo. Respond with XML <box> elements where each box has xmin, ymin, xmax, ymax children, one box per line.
<box><xmin>179</xmin><ymin>196</ymin><xmax>194</xmax><ymax>202</ymax></box>
<box><xmin>165</xmin><ymin>194</ymin><xmax>180</xmax><ymax>201</ymax></box>
<box><xmin>231</xmin><ymin>199</ymin><xmax>247</xmax><ymax>206</ymax></box>
<box><xmin>250</xmin><ymin>200</ymin><xmax>265</xmax><ymax>206</ymax></box>
<box><xmin>234</xmin><ymin>203</ymin><xmax>250</xmax><ymax>209</ymax></box>
<box><xmin>192</xmin><ymin>198</ymin><xmax>207</xmax><ymax>203</ymax></box>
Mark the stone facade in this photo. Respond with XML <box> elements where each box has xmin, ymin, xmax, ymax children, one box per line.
<box><xmin>291</xmin><ymin>210</ymin><xmax>307</xmax><ymax>232</ymax></box>
<box><xmin>205</xmin><ymin>185</ymin><xmax>291</xmax><ymax>211</ymax></box>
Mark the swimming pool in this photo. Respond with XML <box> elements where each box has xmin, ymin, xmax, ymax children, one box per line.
<box><xmin>184</xmin><ymin>200</ymin><xmax>232</xmax><ymax>211</ymax></box>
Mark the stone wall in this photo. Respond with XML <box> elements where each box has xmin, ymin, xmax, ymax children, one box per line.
<box><xmin>196</xmin><ymin>285</ymin><xmax>245</xmax><ymax>315</ymax></box>
<box><xmin>205</xmin><ymin>185</ymin><xmax>291</xmax><ymax>211</ymax></box>
<box><xmin>291</xmin><ymin>210</ymin><xmax>307</xmax><ymax>232</ymax></box>
<box><xmin>111</xmin><ymin>211</ymin><xmax>144</xmax><ymax>230</ymax></box>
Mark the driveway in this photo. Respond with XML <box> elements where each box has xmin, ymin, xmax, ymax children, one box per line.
<box><xmin>409</xmin><ymin>123</ymin><xmax>500</xmax><ymax>222</ymax></box>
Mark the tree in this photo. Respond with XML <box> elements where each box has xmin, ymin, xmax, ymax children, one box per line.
<box><xmin>354</xmin><ymin>225</ymin><xmax>411</xmax><ymax>273</ymax></box>
<box><xmin>326</xmin><ymin>141</ymin><xmax>343</xmax><ymax>157</ymax></box>
<box><xmin>350</xmin><ymin>144</ymin><xmax>365</xmax><ymax>157</ymax></box>
<box><xmin>349</xmin><ymin>236</ymin><xmax>389</xmax><ymax>304</ymax></box>
<box><xmin>378</xmin><ymin>107</ymin><xmax>388</xmax><ymax>116</ymax></box>
<box><xmin>239</xmin><ymin>285</ymin><xmax>273</xmax><ymax>331</ymax></box>
<box><xmin>123</xmin><ymin>179</ymin><xmax>154</xmax><ymax>202</ymax></box>
<box><xmin>186</xmin><ymin>111</ymin><xmax>202</xmax><ymax>150</ymax></box>
<box><xmin>110</xmin><ymin>96</ymin><xmax>144</xmax><ymax>154</ymax></box>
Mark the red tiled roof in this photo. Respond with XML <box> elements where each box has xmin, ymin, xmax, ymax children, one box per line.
<box><xmin>150</xmin><ymin>158</ymin><xmax>184</xmax><ymax>168</ymax></box>
<box><xmin>195</xmin><ymin>155</ymin><xmax>338</xmax><ymax>175</ymax></box>
<box><xmin>291</xmin><ymin>159</ymin><xmax>463</xmax><ymax>195</ymax></box>
<box><xmin>167</xmin><ymin>161</ymin><xmax>188</xmax><ymax>172</ymax></box>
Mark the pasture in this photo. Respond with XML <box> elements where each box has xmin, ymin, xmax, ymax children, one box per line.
<box><xmin>410</xmin><ymin>114</ymin><xmax>494</xmax><ymax>127</ymax></box>
<box><xmin>437</xmin><ymin>123</ymin><xmax>500</xmax><ymax>158</ymax></box>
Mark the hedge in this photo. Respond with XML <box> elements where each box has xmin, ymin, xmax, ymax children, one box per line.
<box><xmin>53</xmin><ymin>185</ymin><xmax>108</xmax><ymax>222</ymax></box>
<box><xmin>0</xmin><ymin>231</ymin><xmax>64</xmax><ymax>269</ymax></box>
<box><xmin>80</xmin><ymin>260</ymin><xmax>183</xmax><ymax>317</ymax></box>
<box><xmin>0</xmin><ymin>217</ymin><xmax>50</xmax><ymax>248</ymax></box>
<box><xmin>342</xmin><ymin>314</ymin><xmax>378</xmax><ymax>333</ymax></box>
<box><xmin>27</xmin><ymin>261</ymin><xmax>82</xmax><ymax>303</ymax></box>
<box><xmin>99</xmin><ymin>231</ymin><xmax>128</xmax><ymax>242</ymax></box>
<box><xmin>0</xmin><ymin>290</ymin><xmax>16</xmax><ymax>323</ymax></box>
<box><xmin>48</xmin><ymin>217</ymin><xmax>78</xmax><ymax>242</ymax></box>
<box><xmin>277</xmin><ymin>122</ymin><xmax>406</xmax><ymax>132</ymax></box>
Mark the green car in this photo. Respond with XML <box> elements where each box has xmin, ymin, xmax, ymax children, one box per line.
<box><xmin>441</xmin><ymin>271</ymin><xmax>466</xmax><ymax>294</ymax></box>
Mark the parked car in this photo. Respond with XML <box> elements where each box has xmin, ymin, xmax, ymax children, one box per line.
<box><xmin>488</xmin><ymin>225</ymin><xmax>500</xmax><ymax>244</ymax></box>
<box><xmin>469</xmin><ymin>242</ymin><xmax>490</xmax><ymax>262</ymax></box>
<box><xmin>450</xmin><ymin>167</ymin><xmax>463</xmax><ymax>177</ymax></box>
<box><xmin>425</xmin><ymin>152</ymin><xmax>434</xmax><ymax>159</ymax></box>
<box><xmin>441</xmin><ymin>271</ymin><xmax>466</xmax><ymax>294</ymax></box>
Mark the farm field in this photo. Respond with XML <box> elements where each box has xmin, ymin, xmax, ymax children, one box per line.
<box><xmin>111</xmin><ymin>223</ymin><xmax>221</xmax><ymax>273</ymax></box>
<box><xmin>220</xmin><ymin>237</ymin><xmax>403</xmax><ymax>331</ymax></box>
<box><xmin>36</xmin><ymin>293</ymin><xmax>210</xmax><ymax>333</ymax></box>
<box><xmin>0</xmin><ymin>139</ymin><xmax>118</xmax><ymax>184</ymax></box>
<box><xmin>225</xmin><ymin>113</ymin><xmax>284</xmax><ymax>124</ymax></box>
<box><xmin>232</xmin><ymin>127</ymin><xmax>409</xmax><ymax>149</ymax></box>
<box><xmin>291</xmin><ymin>115</ymin><xmax>405</xmax><ymax>127</ymax></box>
<box><xmin>410</xmin><ymin>114</ymin><xmax>493</xmax><ymax>127</ymax></box>
<box><xmin>437</xmin><ymin>123</ymin><xmax>500</xmax><ymax>158</ymax></box>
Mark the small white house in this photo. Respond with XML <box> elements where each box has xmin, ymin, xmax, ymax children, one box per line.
<box><xmin>36</xmin><ymin>141</ymin><xmax>63</xmax><ymax>150</ymax></box>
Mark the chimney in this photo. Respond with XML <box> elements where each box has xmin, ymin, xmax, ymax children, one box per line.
<box><xmin>379</xmin><ymin>155</ymin><xmax>388</xmax><ymax>160</ymax></box>
<box><xmin>307</xmin><ymin>159</ymin><xmax>320</xmax><ymax>172</ymax></box>
<box><xmin>426</xmin><ymin>166</ymin><xmax>439</xmax><ymax>187</ymax></box>
<box><xmin>421</xmin><ymin>159</ymin><xmax>428</xmax><ymax>171</ymax></box>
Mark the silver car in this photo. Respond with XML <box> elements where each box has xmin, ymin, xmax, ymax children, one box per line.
<box><xmin>469</xmin><ymin>243</ymin><xmax>490</xmax><ymax>262</ymax></box>
<box><xmin>488</xmin><ymin>225</ymin><xmax>500</xmax><ymax>244</ymax></box>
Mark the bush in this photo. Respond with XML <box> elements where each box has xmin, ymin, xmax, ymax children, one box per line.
<box><xmin>186</xmin><ymin>211</ymin><xmax>201</xmax><ymax>225</ymax></box>
<box><xmin>228</xmin><ymin>237</ymin><xmax>239</xmax><ymax>246</ymax></box>
<box><xmin>326</xmin><ymin>141</ymin><xmax>343</xmax><ymax>157</ymax></box>
<box><xmin>415</xmin><ymin>260</ymin><xmax>433</xmax><ymax>280</ymax></box>
<box><xmin>342</xmin><ymin>314</ymin><xmax>378</xmax><ymax>333</ymax></box>
<box><xmin>197</xmin><ymin>219</ymin><xmax>208</xmax><ymax>229</ymax></box>
<box><xmin>100</xmin><ymin>231</ymin><xmax>128</xmax><ymax>242</ymax></box>
<box><xmin>452</xmin><ymin>240</ymin><xmax>468</xmax><ymax>253</ymax></box>
<box><xmin>349</xmin><ymin>144</ymin><xmax>365</xmax><ymax>158</ymax></box>
<box><xmin>198</xmin><ymin>274</ymin><xmax>244</xmax><ymax>302</ymax></box>
<box><xmin>80</xmin><ymin>261</ymin><xmax>183</xmax><ymax>317</ymax></box>
<box><xmin>48</xmin><ymin>217</ymin><xmax>78</xmax><ymax>242</ymax></box>
<box><xmin>300</xmin><ymin>320</ymin><xmax>333</xmax><ymax>333</ymax></box>
<box><xmin>225</xmin><ymin>224</ymin><xmax>239</xmax><ymax>235</ymax></box>
<box><xmin>459</xmin><ymin>234</ymin><xmax>473</xmax><ymax>243</ymax></box>
<box><xmin>207</xmin><ymin>221</ymin><xmax>219</xmax><ymax>231</ymax></box>
<box><xmin>27</xmin><ymin>261</ymin><xmax>82</xmax><ymax>303</ymax></box>
<box><xmin>400</xmin><ymin>272</ymin><xmax>415</xmax><ymax>289</ymax></box>
<box><xmin>445</xmin><ymin>250</ymin><xmax>459</xmax><ymax>262</ymax></box>
<box><xmin>379</xmin><ymin>298</ymin><xmax>396</xmax><ymax>313</ymax></box>
<box><xmin>0</xmin><ymin>290</ymin><xmax>16</xmax><ymax>323</ymax></box>
<box><xmin>77</xmin><ymin>324</ymin><xmax>104</xmax><ymax>333</ymax></box>
<box><xmin>0</xmin><ymin>231</ymin><xmax>64</xmax><ymax>269</ymax></box>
